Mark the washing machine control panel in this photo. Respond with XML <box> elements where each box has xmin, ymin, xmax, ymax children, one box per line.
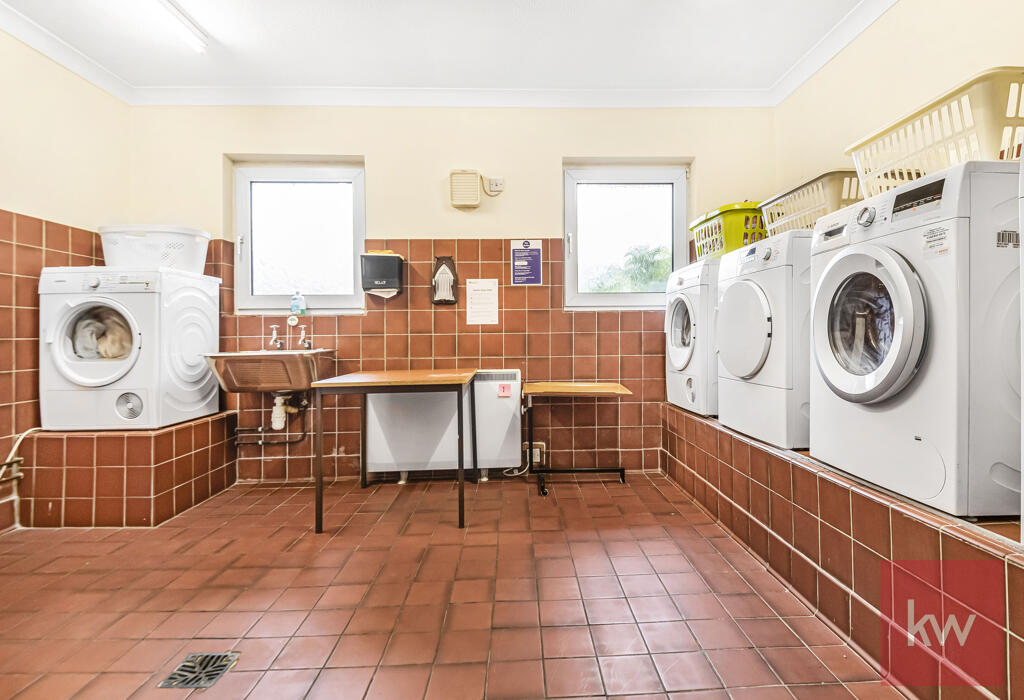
<box><xmin>736</xmin><ymin>241</ymin><xmax>780</xmax><ymax>271</ymax></box>
<box><xmin>856</xmin><ymin>206</ymin><xmax>876</xmax><ymax>227</ymax></box>
<box><xmin>80</xmin><ymin>272</ymin><xmax>154</xmax><ymax>292</ymax></box>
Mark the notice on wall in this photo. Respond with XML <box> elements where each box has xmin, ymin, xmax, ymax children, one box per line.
<box><xmin>466</xmin><ymin>278</ymin><xmax>499</xmax><ymax>325</ymax></box>
<box><xmin>511</xmin><ymin>239</ymin><xmax>543</xmax><ymax>285</ymax></box>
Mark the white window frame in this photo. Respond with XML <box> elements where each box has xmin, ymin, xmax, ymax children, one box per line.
<box><xmin>563</xmin><ymin>165</ymin><xmax>687</xmax><ymax>310</ymax></box>
<box><xmin>234</xmin><ymin>164</ymin><xmax>366</xmax><ymax>314</ymax></box>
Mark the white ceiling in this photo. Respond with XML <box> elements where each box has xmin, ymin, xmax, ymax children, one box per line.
<box><xmin>0</xmin><ymin>0</ymin><xmax>898</xmax><ymax>106</ymax></box>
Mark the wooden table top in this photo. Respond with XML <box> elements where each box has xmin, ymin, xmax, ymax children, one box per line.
<box><xmin>313</xmin><ymin>369</ymin><xmax>478</xmax><ymax>389</ymax></box>
<box><xmin>523</xmin><ymin>381</ymin><xmax>632</xmax><ymax>397</ymax></box>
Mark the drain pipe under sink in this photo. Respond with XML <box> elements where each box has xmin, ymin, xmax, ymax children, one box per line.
<box><xmin>234</xmin><ymin>392</ymin><xmax>310</xmax><ymax>446</ymax></box>
<box><xmin>271</xmin><ymin>395</ymin><xmax>288</xmax><ymax>430</ymax></box>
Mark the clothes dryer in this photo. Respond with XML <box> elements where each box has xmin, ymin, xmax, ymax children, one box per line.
<box><xmin>39</xmin><ymin>267</ymin><xmax>220</xmax><ymax>430</ymax></box>
<box><xmin>716</xmin><ymin>230</ymin><xmax>812</xmax><ymax>449</ymax></box>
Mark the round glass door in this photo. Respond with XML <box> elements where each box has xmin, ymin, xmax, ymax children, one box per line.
<box><xmin>666</xmin><ymin>294</ymin><xmax>696</xmax><ymax>371</ymax></box>
<box><xmin>812</xmin><ymin>243</ymin><xmax>926</xmax><ymax>403</ymax></box>
<box><xmin>49</xmin><ymin>298</ymin><xmax>142</xmax><ymax>387</ymax></box>
<box><xmin>828</xmin><ymin>272</ymin><xmax>895</xmax><ymax>376</ymax></box>
<box><xmin>717</xmin><ymin>280</ymin><xmax>772</xmax><ymax>379</ymax></box>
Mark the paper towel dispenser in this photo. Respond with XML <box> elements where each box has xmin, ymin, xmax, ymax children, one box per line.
<box><xmin>361</xmin><ymin>251</ymin><xmax>404</xmax><ymax>299</ymax></box>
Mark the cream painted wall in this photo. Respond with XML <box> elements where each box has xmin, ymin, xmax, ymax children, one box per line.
<box><xmin>125</xmin><ymin>105</ymin><xmax>775</xmax><ymax>240</ymax></box>
<box><xmin>0</xmin><ymin>31</ymin><xmax>128</xmax><ymax>231</ymax></box>
<box><xmin>772</xmin><ymin>0</ymin><xmax>1024</xmax><ymax>193</ymax></box>
<box><xmin>3</xmin><ymin>0</ymin><xmax>1022</xmax><ymax>236</ymax></box>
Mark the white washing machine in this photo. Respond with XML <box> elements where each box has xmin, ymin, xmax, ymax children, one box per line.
<box><xmin>810</xmin><ymin>162</ymin><xmax>1020</xmax><ymax>517</ymax></box>
<box><xmin>665</xmin><ymin>258</ymin><xmax>719</xmax><ymax>416</ymax></box>
<box><xmin>716</xmin><ymin>229</ymin><xmax>812</xmax><ymax>449</ymax></box>
<box><xmin>39</xmin><ymin>267</ymin><xmax>221</xmax><ymax>430</ymax></box>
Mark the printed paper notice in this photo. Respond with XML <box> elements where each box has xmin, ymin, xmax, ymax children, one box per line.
<box><xmin>466</xmin><ymin>278</ymin><xmax>499</xmax><ymax>325</ymax></box>
<box><xmin>511</xmin><ymin>239</ymin><xmax>543</xmax><ymax>285</ymax></box>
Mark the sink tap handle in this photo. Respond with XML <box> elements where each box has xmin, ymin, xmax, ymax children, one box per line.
<box><xmin>298</xmin><ymin>325</ymin><xmax>311</xmax><ymax>350</ymax></box>
<box><xmin>268</xmin><ymin>324</ymin><xmax>283</xmax><ymax>350</ymax></box>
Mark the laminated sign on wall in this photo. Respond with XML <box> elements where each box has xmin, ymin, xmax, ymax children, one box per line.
<box><xmin>511</xmin><ymin>239</ymin><xmax>542</xmax><ymax>285</ymax></box>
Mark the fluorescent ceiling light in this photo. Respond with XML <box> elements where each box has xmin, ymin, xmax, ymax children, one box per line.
<box><xmin>154</xmin><ymin>0</ymin><xmax>207</xmax><ymax>53</ymax></box>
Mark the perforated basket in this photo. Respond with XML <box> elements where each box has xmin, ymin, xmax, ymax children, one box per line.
<box><xmin>99</xmin><ymin>226</ymin><xmax>210</xmax><ymax>273</ymax></box>
<box><xmin>689</xmin><ymin>202</ymin><xmax>765</xmax><ymax>260</ymax></box>
<box><xmin>760</xmin><ymin>170</ymin><xmax>862</xmax><ymax>236</ymax></box>
<box><xmin>847</xmin><ymin>67</ymin><xmax>1024</xmax><ymax>197</ymax></box>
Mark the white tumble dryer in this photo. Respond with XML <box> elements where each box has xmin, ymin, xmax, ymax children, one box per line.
<box><xmin>810</xmin><ymin>162</ymin><xmax>1020</xmax><ymax>517</ymax></box>
<box><xmin>716</xmin><ymin>229</ymin><xmax>812</xmax><ymax>449</ymax></box>
<box><xmin>39</xmin><ymin>267</ymin><xmax>221</xmax><ymax>430</ymax></box>
<box><xmin>665</xmin><ymin>259</ymin><xmax>719</xmax><ymax>416</ymax></box>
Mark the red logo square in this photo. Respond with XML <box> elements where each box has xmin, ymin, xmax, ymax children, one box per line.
<box><xmin>881</xmin><ymin>560</ymin><xmax>1005</xmax><ymax>690</ymax></box>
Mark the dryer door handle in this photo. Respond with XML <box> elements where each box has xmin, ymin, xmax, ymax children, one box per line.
<box><xmin>44</xmin><ymin>300</ymin><xmax>79</xmax><ymax>345</ymax></box>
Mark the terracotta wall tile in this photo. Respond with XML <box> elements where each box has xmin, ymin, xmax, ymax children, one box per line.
<box><xmin>658</xmin><ymin>404</ymin><xmax>1023</xmax><ymax>699</ymax></box>
<box><xmin>18</xmin><ymin>412</ymin><xmax>235</xmax><ymax>527</ymax></box>
<box><xmin>214</xmin><ymin>237</ymin><xmax>665</xmax><ymax>481</ymax></box>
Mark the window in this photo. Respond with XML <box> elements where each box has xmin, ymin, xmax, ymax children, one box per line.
<box><xmin>563</xmin><ymin>165</ymin><xmax>687</xmax><ymax>309</ymax></box>
<box><xmin>234</xmin><ymin>164</ymin><xmax>366</xmax><ymax>313</ymax></box>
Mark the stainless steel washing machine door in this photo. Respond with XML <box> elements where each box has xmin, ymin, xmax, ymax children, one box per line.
<box><xmin>46</xmin><ymin>297</ymin><xmax>142</xmax><ymax>387</ymax></box>
<box><xmin>812</xmin><ymin>243</ymin><xmax>927</xmax><ymax>404</ymax></box>
<box><xmin>665</xmin><ymin>292</ymin><xmax>697</xmax><ymax>372</ymax></box>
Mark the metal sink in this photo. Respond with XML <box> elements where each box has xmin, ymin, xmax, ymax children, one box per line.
<box><xmin>205</xmin><ymin>349</ymin><xmax>336</xmax><ymax>393</ymax></box>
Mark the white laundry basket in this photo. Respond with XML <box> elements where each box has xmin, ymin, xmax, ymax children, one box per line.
<box><xmin>846</xmin><ymin>67</ymin><xmax>1024</xmax><ymax>197</ymax></box>
<box><xmin>760</xmin><ymin>170</ymin><xmax>862</xmax><ymax>236</ymax></box>
<box><xmin>98</xmin><ymin>226</ymin><xmax>210</xmax><ymax>273</ymax></box>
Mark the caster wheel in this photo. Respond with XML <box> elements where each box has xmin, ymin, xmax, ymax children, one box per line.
<box><xmin>541</xmin><ymin>488</ymin><xmax>549</xmax><ymax>496</ymax></box>
<box><xmin>619</xmin><ymin>475</ymin><xmax>626</xmax><ymax>484</ymax></box>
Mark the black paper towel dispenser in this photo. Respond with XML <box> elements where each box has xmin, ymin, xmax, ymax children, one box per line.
<box><xmin>361</xmin><ymin>251</ymin><xmax>404</xmax><ymax>299</ymax></box>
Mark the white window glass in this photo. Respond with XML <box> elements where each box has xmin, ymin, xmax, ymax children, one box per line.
<box><xmin>564</xmin><ymin>166</ymin><xmax>687</xmax><ymax>309</ymax></box>
<box><xmin>250</xmin><ymin>182</ymin><xmax>354</xmax><ymax>296</ymax></box>
<box><xmin>234</xmin><ymin>165</ymin><xmax>365</xmax><ymax>313</ymax></box>
<box><xmin>576</xmin><ymin>183</ymin><xmax>673</xmax><ymax>294</ymax></box>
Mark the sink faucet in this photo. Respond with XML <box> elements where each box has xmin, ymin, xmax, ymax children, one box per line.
<box><xmin>297</xmin><ymin>325</ymin><xmax>312</xmax><ymax>350</ymax></box>
<box><xmin>268</xmin><ymin>324</ymin><xmax>283</xmax><ymax>350</ymax></box>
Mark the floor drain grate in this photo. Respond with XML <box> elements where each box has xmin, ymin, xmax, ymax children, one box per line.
<box><xmin>158</xmin><ymin>652</ymin><xmax>239</xmax><ymax>689</ymax></box>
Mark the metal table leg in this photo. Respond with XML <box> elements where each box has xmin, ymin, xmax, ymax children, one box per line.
<box><xmin>456</xmin><ymin>386</ymin><xmax>465</xmax><ymax>528</ymax></box>
<box><xmin>527</xmin><ymin>396</ymin><xmax>547</xmax><ymax>496</ymax></box>
<box><xmin>359</xmin><ymin>393</ymin><xmax>367</xmax><ymax>489</ymax></box>
<box><xmin>470</xmin><ymin>377</ymin><xmax>479</xmax><ymax>484</ymax></box>
<box><xmin>313</xmin><ymin>389</ymin><xmax>324</xmax><ymax>534</ymax></box>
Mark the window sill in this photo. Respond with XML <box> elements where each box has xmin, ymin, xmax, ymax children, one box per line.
<box><xmin>563</xmin><ymin>305</ymin><xmax>665</xmax><ymax>312</ymax></box>
<box><xmin>234</xmin><ymin>308</ymin><xmax>366</xmax><ymax>316</ymax></box>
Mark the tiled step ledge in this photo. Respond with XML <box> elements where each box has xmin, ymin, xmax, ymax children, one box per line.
<box><xmin>660</xmin><ymin>402</ymin><xmax>1023</xmax><ymax>700</ymax></box>
<box><xmin>13</xmin><ymin>411</ymin><xmax>238</xmax><ymax>528</ymax></box>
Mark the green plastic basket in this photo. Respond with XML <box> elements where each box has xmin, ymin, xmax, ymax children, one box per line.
<box><xmin>690</xmin><ymin>202</ymin><xmax>766</xmax><ymax>260</ymax></box>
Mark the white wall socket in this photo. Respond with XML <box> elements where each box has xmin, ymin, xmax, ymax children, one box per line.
<box><xmin>487</xmin><ymin>177</ymin><xmax>505</xmax><ymax>193</ymax></box>
<box><xmin>522</xmin><ymin>441</ymin><xmax>545</xmax><ymax>465</ymax></box>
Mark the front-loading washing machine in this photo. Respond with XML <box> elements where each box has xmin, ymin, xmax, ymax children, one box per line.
<box><xmin>39</xmin><ymin>267</ymin><xmax>221</xmax><ymax>430</ymax></box>
<box><xmin>810</xmin><ymin>161</ymin><xmax>1020</xmax><ymax>516</ymax></box>
<box><xmin>665</xmin><ymin>258</ymin><xmax>719</xmax><ymax>416</ymax></box>
<box><xmin>716</xmin><ymin>229</ymin><xmax>812</xmax><ymax>449</ymax></box>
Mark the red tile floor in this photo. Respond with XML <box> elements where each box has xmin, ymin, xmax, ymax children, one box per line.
<box><xmin>0</xmin><ymin>474</ymin><xmax>903</xmax><ymax>699</ymax></box>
